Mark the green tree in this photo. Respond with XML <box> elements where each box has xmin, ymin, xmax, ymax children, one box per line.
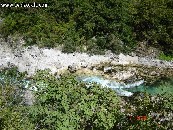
<box><xmin>132</xmin><ymin>0</ymin><xmax>173</xmax><ymax>56</ymax></box>
<box><xmin>0</xmin><ymin>0</ymin><xmax>135</xmax><ymax>53</ymax></box>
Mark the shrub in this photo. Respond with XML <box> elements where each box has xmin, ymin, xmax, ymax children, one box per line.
<box><xmin>0</xmin><ymin>67</ymin><xmax>34</xmax><ymax>130</ymax></box>
<box><xmin>158</xmin><ymin>52</ymin><xmax>173</xmax><ymax>61</ymax></box>
<box><xmin>116</xmin><ymin>92</ymin><xmax>173</xmax><ymax>130</ymax></box>
<box><xmin>29</xmin><ymin>71</ymin><xmax>121</xmax><ymax>130</ymax></box>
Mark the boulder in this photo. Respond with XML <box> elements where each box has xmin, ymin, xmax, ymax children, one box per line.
<box><xmin>68</xmin><ymin>63</ymin><xmax>79</xmax><ymax>73</ymax></box>
<box><xmin>80</xmin><ymin>61</ymin><xmax>88</xmax><ymax>68</ymax></box>
<box><xmin>105</xmin><ymin>50</ymin><xmax>114</xmax><ymax>57</ymax></box>
<box><xmin>103</xmin><ymin>66</ymin><xmax>112</xmax><ymax>73</ymax></box>
<box><xmin>112</xmin><ymin>71</ymin><xmax>135</xmax><ymax>81</ymax></box>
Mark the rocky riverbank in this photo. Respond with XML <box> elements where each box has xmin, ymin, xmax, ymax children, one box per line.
<box><xmin>0</xmin><ymin>38</ymin><xmax>173</xmax><ymax>83</ymax></box>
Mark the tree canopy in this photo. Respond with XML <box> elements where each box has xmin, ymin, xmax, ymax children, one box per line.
<box><xmin>0</xmin><ymin>0</ymin><xmax>172</xmax><ymax>55</ymax></box>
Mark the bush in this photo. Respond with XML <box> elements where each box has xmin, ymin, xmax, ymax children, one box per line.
<box><xmin>116</xmin><ymin>92</ymin><xmax>173</xmax><ymax>130</ymax></box>
<box><xmin>29</xmin><ymin>71</ymin><xmax>121</xmax><ymax>130</ymax></box>
<box><xmin>159</xmin><ymin>52</ymin><xmax>173</xmax><ymax>61</ymax></box>
<box><xmin>0</xmin><ymin>84</ymin><xmax>34</xmax><ymax>130</ymax></box>
<box><xmin>0</xmin><ymin>67</ymin><xmax>34</xmax><ymax>130</ymax></box>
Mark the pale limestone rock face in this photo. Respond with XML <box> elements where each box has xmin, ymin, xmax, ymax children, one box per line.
<box><xmin>1</xmin><ymin>38</ymin><xmax>173</xmax><ymax>78</ymax></box>
<box><xmin>118</xmin><ymin>53</ymin><xmax>129</xmax><ymax>64</ymax></box>
<box><xmin>68</xmin><ymin>63</ymin><xmax>78</xmax><ymax>73</ymax></box>
<box><xmin>119</xmin><ymin>53</ymin><xmax>138</xmax><ymax>64</ymax></box>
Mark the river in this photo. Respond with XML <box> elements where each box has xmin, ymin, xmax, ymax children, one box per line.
<box><xmin>77</xmin><ymin>75</ymin><xmax>173</xmax><ymax>97</ymax></box>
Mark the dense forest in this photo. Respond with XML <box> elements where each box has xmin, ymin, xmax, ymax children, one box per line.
<box><xmin>0</xmin><ymin>0</ymin><xmax>173</xmax><ymax>56</ymax></box>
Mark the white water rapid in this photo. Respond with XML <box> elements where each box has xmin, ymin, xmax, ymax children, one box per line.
<box><xmin>78</xmin><ymin>76</ymin><xmax>144</xmax><ymax>96</ymax></box>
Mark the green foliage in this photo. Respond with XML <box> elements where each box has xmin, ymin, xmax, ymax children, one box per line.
<box><xmin>29</xmin><ymin>71</ymin><xmax>121</xmax><ymax>130</ymax></box>
<box><xmin>132</xmin><ymin>0</ymin><xmax>173</xmax><ymax>55</ymax></box>
<box><xmin>0</xmin><ymin>84</ymin><xmax>34</xmax><ymax>130</ymax></box>
<box><xmin>0</xmin><ymin>68</ymin><xmax>173</xmax><ymax>129</ymax></box>
<box><xmin>0</xmin><ymin>68</ymin><xmax>34</xmax><ymax>130</ymax></box>
<box><xmin>0</xmin><ymin>0</ymin><xmax>135</xmax><ymax>53</ymax></box>
<box><xmin>117</xmin><ymin>92</ymin><xmax>173</xmax><ymax>130</ymax></box>
<box><xmin>0</xmin><ymin>0</ymin><xmax>173</xmax><ymax>55</ymax></box>
<box><xmin>158</xmin><ymin>52</ymin><xmax>173</xmax><ymax>61</ymax></box>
